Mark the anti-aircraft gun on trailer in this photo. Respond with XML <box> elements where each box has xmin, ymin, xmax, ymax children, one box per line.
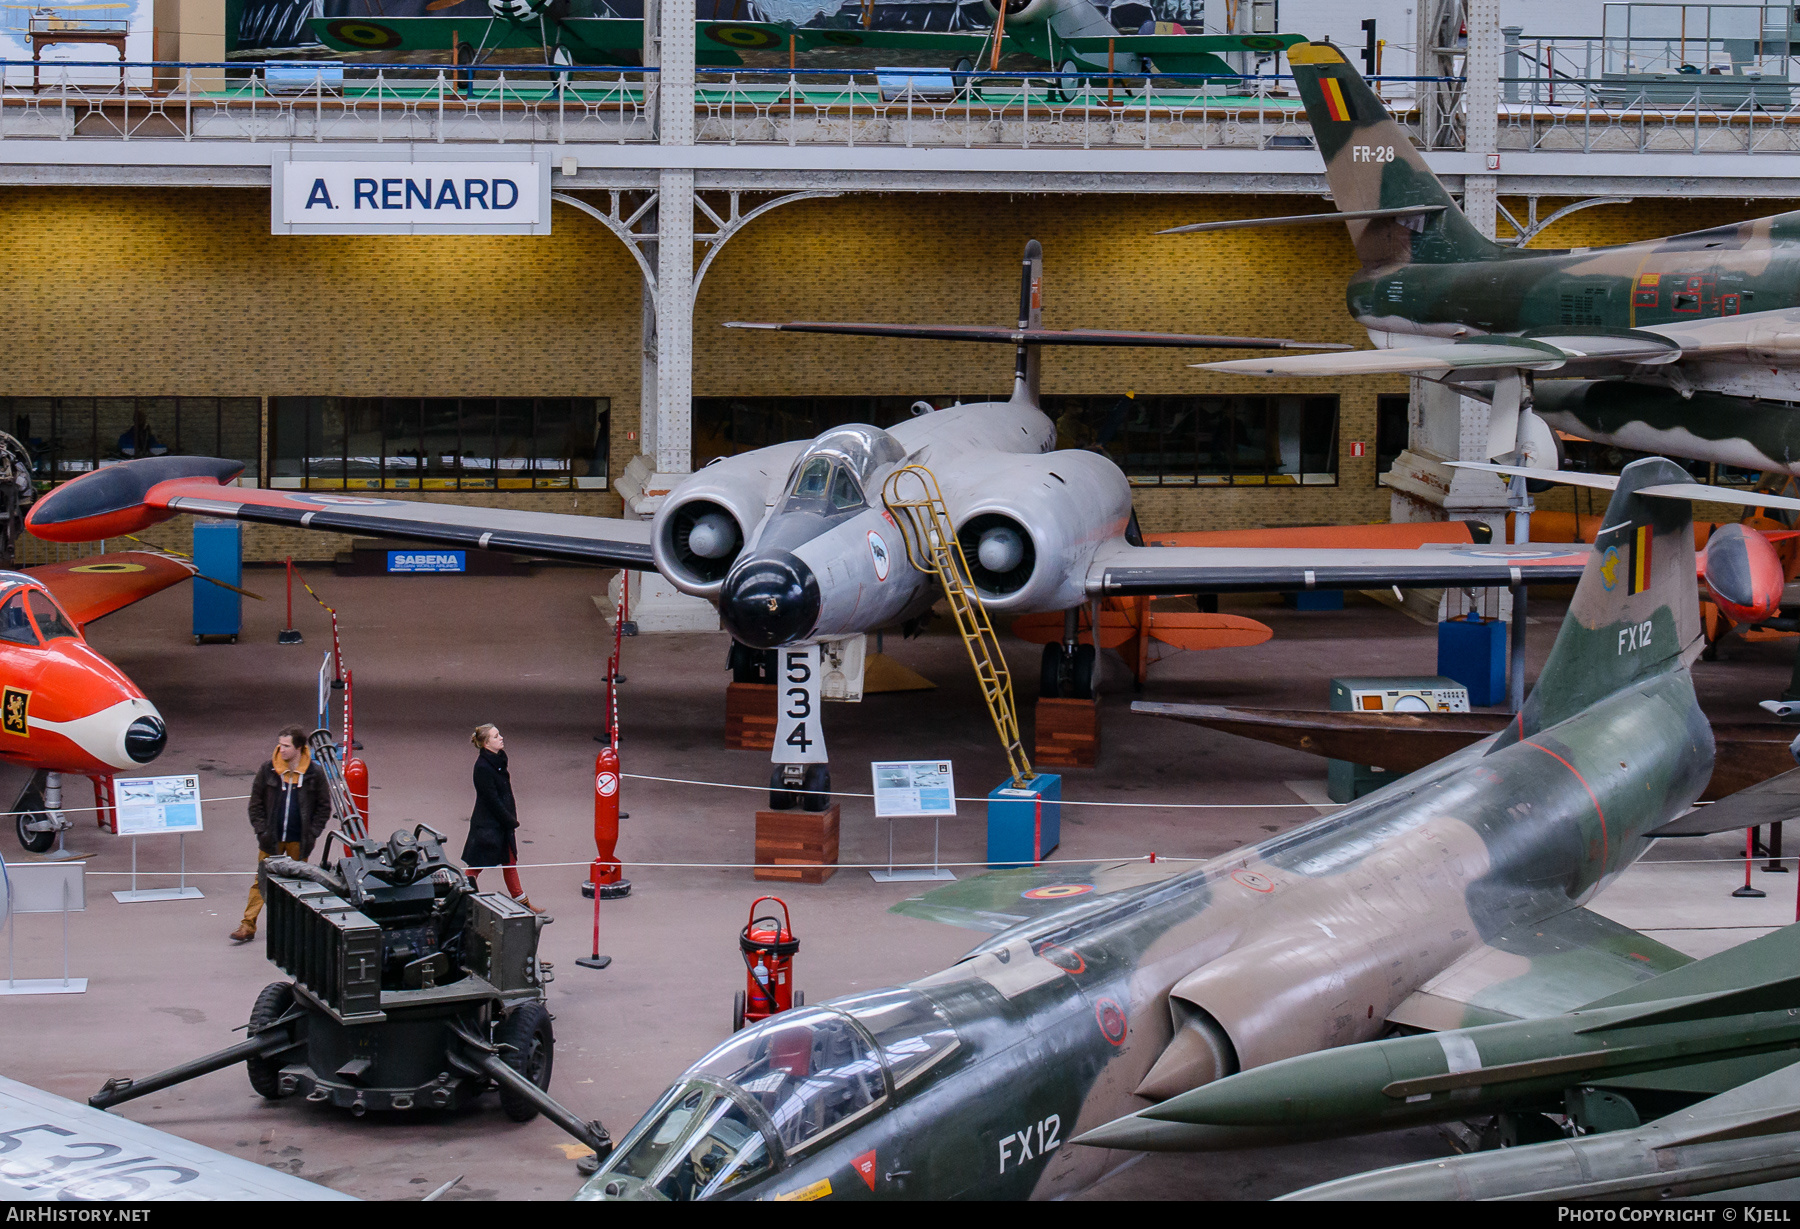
<box><xmin>90</xmin><ymin>825</ymin><xmax>612</xmax><ymax>1167</ymax></box>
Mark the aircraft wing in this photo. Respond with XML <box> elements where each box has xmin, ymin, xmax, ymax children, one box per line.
<box><xmin>1199</xmin><ymin>331</ymin><xmax>1684</xmax><ymax>378</ymax></box>
<box><xmin>1386</xmin><ymin>906</ymin><xmax>1693</xmax><ymax>1032</ymax></box>
<box><xmin>25</xmin><ymin>551</ymin><xmax>198</xmax><ymax>628</ymax></box>
<box><xmin>1085</xmin><ymin>540</ymin><xmax>1588</xmax><ymax>597</ymax></box>
<box><xmin>24</xmin><ymin>458</ymin><xmax>656</xmax><ymax>570</ymax></box>
<box><xmin>0</xmin><ymin>1072</ymin><xmax>355</xmax><ymax>1200</ymax></box>
<box><xmin>1652</xmin><ymin>767</ymin><xmax>1800</xmax><ymax>837</ymax></box>
<box><xmin>726</xmin><ymin>321</ymin><xmax>1349</xmax><ymax>350</ymax></box>
<box><xmin>308</xmin><ymin>15</ymin><xmax>547</xmax><ymax>55</ymax></box>
<box><xmin>795</xmin><ymin>27</ymin><xmax>993</xmax><ymax>52</ymax></box>
<box><xmin>890</xmin><ymin>859</ymin><xmax>1193</xmax><ymax>932</ymax></box>
<box><xmin>1061</xmin><ymin>32</ymin><xmax>1302</xmax><ymax>58</ymax></box>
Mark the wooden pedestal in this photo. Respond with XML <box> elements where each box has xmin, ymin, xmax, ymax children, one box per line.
<box><xmin>1035</xmin><ymin>696</ymin><xmax>1100</xmax><ymax>768</ymax></box>
<box><xmin>754</xmin><ymin>804</ymin><xmax>839</xmax><ymax>884</ymax></box>
<box><xmin>726</xmin><ymin>682</ymin><xmax>776</xmax><ymax>750</ymax></box>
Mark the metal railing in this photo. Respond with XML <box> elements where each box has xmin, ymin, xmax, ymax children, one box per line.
<box><xmin>0</xmin><ymin>61</ymin><xmax>658</xmax><ymax>144</ymax></box>
<box><xmin>9</xmin><ymin>60</ymin><xmax>1800</xmax><ymax>154</ymax></box>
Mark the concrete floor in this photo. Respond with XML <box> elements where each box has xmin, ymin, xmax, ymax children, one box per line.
<box><xmin>3</xmin><ymin>568</ymin><xmax>1796</xmax><ymax>1201</ymax></box>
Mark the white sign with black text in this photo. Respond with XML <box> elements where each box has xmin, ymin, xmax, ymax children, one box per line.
<box><xmin>772</xmin><ymin>645</ymin><xmax>828</xmax><ymax>764</ymax></box>
<box><xmin>272</xmin><ymin>157</ymin><xmax>551</xmax><ymax>235</ymax></box>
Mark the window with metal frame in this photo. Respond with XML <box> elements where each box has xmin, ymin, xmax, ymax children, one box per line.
<box><xmin>268</xmin><ymin>397</ymin><xmax>609</xmax><ymax>491</ymax></box>
<box><xmin>0</xmin><ymin>397</ymin><xmax>261</xmax><ymax>488</ymax></box>
<box><xmin>1047</xmin><ymin>393</ymin><xmax>1339</xmax><ymax>487</ymax></box>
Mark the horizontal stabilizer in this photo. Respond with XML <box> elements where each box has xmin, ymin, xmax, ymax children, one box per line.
<box><xmin>1159</xmin><ymin>204</ymin><xmax>1446</xmax><ymax>235</ymax></box>
<box><xmin>889</xmin><ymin>860</ymin><xmax>1190</xmax><ymax>932</ymax></box>
<box><xmin>1086</xmin><ymin>540</ymin><xmax>1586</xmax><ymax>597</ymax></box>
<box><xmin>1652</xmin><ymin>768</ymin><xmax>1800</xmax><ymax>837</ymax></box>
<box><xmin>1453</xmin><ymin>463</ymin><xmax>1800</xmax><ymax>517</ymax></box>
<box><xmin>724</xmin><ymin>321</ymin><xmax>1349</xmax><ymax>350</ymax></box>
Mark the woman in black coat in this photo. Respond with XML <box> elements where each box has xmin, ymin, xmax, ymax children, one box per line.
<box><xmin>463</xmin><ymin>724</ymin><xmax>544</xmax><ymax>913</ymax></box>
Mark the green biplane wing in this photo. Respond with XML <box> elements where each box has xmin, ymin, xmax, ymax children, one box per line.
<box><xmin>308</xmin><ymin>14</ymin><xmax>781</xmax><ymax>64</ymax></box>
<box><xmin>1059</xmin><ymin>30</ymin><xmax>1303</xmax><ymax>74</ymax></box>
<box><xmin>793</xmin><ymin>26</ymin><xmax>993</xmax><ymax>54</ymax></box>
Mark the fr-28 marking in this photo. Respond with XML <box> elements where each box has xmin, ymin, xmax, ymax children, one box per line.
<box><xmin>1352</xmin><ymin>145</ymin><xmax>1395</xmax><ymax>162</ymax></box>
<box><xmin>997</xmin><ymin>1114</ymin><xmax>1061</xmax><ymax>1173</ymax></box>
<box><xmin>1618</xmin><ymin>620</ymin><xmax>1653</xmax><ymax>655</ymax></box>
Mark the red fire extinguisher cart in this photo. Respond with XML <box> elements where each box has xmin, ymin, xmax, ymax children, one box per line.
<box><xmin>734</xmin><ymin>897</ymin><xmax>803</xmax><ymax>1032</ymax></box>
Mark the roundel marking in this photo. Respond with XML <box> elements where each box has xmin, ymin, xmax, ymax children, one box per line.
<box><xmin>868</xmin><ymin>530</ymin><xmax>890</xmax><ymax>581</ymax></box>
<box><xmin>596</xmin><ymin>771</ymin><xmax>619</xmax><ymax>797</ymax></box>
<box><xmin>1230</xmin><ymin>869</ymin><xmax>1274</xmax><ymax>893</ymax></box>
<box><xmin>1022</xmin><ymin>883</ymin><xmax>1092</xmax><ymax>900</ymax></box>
<box><xmin>1240</xmin><ymin>35</ymin><xmax>1286</xmax><ymax>50</ymax></box>
<box><xmin>296</xmin><ymin>494</ymin><xmax>388</xmax><ymax>506</ymax></box>
<box><xmin>1035</xmin><ymin>941</ymin><xmax>1086</xmax><ymax>975</ymax></box>
<box><xmin>69</xmin><ymin>562</ymin><xmax>146</xmax><ymax>574</ymax></box>
<box><xmin>1094</xmin><ymin>997</ymin><xmax>1128</xmax><ymax>1045</ymax></box>
<box><xmin>703</xmin><ymin>22</ymin><xmax>781</xmax><ymax>48</ymax></box>
<box><xmin>323</xmin><ymin>18</ymin><xmax>406</xmax><ymax>49</ymax></box>
<box><xmin>817</xmin><ymin>29</ymin><xmax>864</xmax><ymax>45</ymax></box>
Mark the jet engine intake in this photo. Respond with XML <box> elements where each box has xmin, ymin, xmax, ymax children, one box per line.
<box><xmin>663</xmin><ymin>499</ymin><xmax>745</xmax><ymax>589</ymax></box>
<box><xmin>942</xmin><ymin>449</ymin><xmax>1131</xmax><ymax>613</ymax></box>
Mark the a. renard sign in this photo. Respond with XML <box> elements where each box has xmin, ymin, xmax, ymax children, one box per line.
<box><xmin>272</xmin><ymin>154</ymin><xmax>551</xmax><ymax>235</ymax></box>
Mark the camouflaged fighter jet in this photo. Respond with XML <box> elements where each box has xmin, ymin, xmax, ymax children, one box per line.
<box><xmin>569</xmin><ymin>457</ymin><xmax>1783</xmax><ymax>1201</ymax></box>
<box><xmin>1181</xmin><ymin>40</ymin><xmax>1800</xmax><ymax>478</ymax></box>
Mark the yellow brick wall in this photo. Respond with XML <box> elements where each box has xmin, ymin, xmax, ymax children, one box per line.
<box><xmin>0</xmin><ymin>186</ymin><xmax>1789</xmax><ymax>556</ymax></box>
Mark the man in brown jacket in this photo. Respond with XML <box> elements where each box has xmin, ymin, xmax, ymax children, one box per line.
<box><xmin>230</xmin><ymin>725</ymin><xmax>332</xmax><ymax>944</ymax></box>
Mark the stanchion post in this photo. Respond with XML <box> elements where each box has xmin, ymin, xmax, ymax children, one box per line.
<box><xmin>277</xmin><ymin>557</ymin><xmax>303</xmax><ymax>645</ymax></box>
<box><xmin>576</xmin><ymin>880</ymin><xmax>611</xmax><ymax>970</ymax></box>
<box><xmin>1734</xmin><ymin>826</ymin><xmax>1767</xmax><ymax>898</ymax></box>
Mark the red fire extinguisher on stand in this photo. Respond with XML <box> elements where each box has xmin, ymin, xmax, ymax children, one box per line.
<box><xmin>734</xmin><ymin>897</ymin><xmax>802</xmax><ymax>1032</ymax></box>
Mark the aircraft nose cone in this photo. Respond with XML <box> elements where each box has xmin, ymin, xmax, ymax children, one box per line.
<box><xmin>125</xmin><ymin>715</ymin><xmax>166</xmax><ymax>764</ymax></box>
<box><xmin>721</xmin><ymin>552</ymin><xmax>821</xmax><ymax>649</ymax></box>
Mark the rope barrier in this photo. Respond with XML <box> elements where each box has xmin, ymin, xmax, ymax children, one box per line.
<box><xmin>0</xmin><ymin>793</ymin><xmax>253</xmax><ymax>819</ymax></box>
<box><xmin>67</xmin><ymin>854</ymin><xmax>1800</xmax><ymax>877</ymax></box>
<box><xmin>620</xmin><ymin>772</ymin><xmax>1345</xmax><ymax>809</ymax></box>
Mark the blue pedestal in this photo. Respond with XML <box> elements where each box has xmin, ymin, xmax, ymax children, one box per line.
<box><xmin>1438</xmin><ymin>615</ymin><xmax>1506</xmax><ymax>707</ymax></box>
<box><xmin>192</xmin><ymin>521</ymin><xmax>242</xmax><ymax>640</ymax></box>
<box><xmin>987</xmin><ymin>774</ymin><xmax>1061</xmax><ymax>868</ymax></box>
<box><xmin>1281</xmin><ymin>590</ymin><xmax>1345</xmax><ymax>611</ymax></box>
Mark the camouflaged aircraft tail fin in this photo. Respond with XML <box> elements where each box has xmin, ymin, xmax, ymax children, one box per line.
<box><xmin>1287</xmin><ymin>41</ymin><xmax>1510</xmax><ymax>269</ymax></box>
<box><xmin>1505</xmin><ymin>456</ymin><xmax>1702</xmax><ymax>740</ymax></box>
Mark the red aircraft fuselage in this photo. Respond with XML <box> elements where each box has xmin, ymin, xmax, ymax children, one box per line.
<box><xmin>0</xmin><ymin>571</ymin><xmax>166</xmax><ymax>777</ymax></box>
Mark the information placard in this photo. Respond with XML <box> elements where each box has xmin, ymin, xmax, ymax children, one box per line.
<box><xmin>871</xmin><ymin>760</ymin><xmax>956</xmax><ymax>818</ymax></box>
<box><xmin>114</xmin><ymin>774</ymin><xmax>202</xmax><ymax>836</ymax></box>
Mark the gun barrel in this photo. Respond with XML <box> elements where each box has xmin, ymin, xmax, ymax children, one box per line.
<box><xmin>461</xmin><ymin>1046</ymin><xmax>612</xmax><ymax>1159</ymax></box>
<box><xmin>89</xmin><ymin>1032</ymin><xmax>294</xmax><ymax>1110</ymax></box>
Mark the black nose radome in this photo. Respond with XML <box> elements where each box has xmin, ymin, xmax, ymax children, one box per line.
<box><xmin>125</xmin><ymin>715</ymin><xmax>167</xmax><ymax>764</ymax></box>
<box><xmin>721</xmin><ymin>553</ymin><xmax>821</xmax><ymax>649</ymax></box>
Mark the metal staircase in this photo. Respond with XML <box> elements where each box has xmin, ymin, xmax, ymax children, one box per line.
<box><xmin>882</xmin><ymin>464</ymin><xmax>1034</xmax><ymax>787</ymax></box>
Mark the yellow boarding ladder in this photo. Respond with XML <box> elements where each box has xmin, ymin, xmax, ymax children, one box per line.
<box><xmin>881</xmin><ymin>464</ymin><xmax>1033</xmax><ymax>787</ymax></box>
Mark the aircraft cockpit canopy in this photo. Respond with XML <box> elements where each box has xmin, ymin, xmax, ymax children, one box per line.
<box><xmin>0</xmin><ymin>585</ymin><xmax>78</xmax><ymax>646</ymax></box>
<box><xmin>577</xmin><ymin>991</ymin><xmax>960</xmax><ymax>1202</ymax></box>
<box><xmin>781</xmin><ymin>426</ymin><xmax>908</xmax><ymax>517</ymax></box>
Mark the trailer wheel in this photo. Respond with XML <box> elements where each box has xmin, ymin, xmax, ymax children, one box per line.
<box><xmin>497</xmin><ymin>1001</ymin><xmax>555</xmax><ymax>1122</ymax></box>
<box><xmin>732</xmin><ymin>989</ymin><xmax>746</xmax><ymax>1033</ymax></box>
<box><xmin>245</xmin><ymin>982</ymin><xmax>296</xmax><ymax>1100</ymax></box>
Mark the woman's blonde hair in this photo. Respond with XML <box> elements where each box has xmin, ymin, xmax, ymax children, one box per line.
<box><xmin>471</xmin><ymin>724</ymin><xmax>498</xmax><ymax>749</ymax></box>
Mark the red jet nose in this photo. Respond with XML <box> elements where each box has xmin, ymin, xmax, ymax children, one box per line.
<box><xmin>1703</xmin><ymin>523</ymin><xmax>1785</xmax><ymax>623</ymax></box>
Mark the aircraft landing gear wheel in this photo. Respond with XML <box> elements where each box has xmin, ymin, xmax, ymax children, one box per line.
<box><xmin>15</xmin><ymin>811</ymin><xmax>52</xmax><ymax>854</ymax></box>
<box><xmin>1041</xmin><ymin>643</ymin><xmax>1066</xmax><ymax>699</ymax></box>
<box><xmin>1069</xmin><ymin>644</ymin><xmax>1096</xmax><ymax>700</ymax></box>
<box><xmin>245</xmin><ymin>982</ymin><xmax>297</xmax><ymax>1100</ymax></box>
<box><xmin>768</xmin><ymin>764</ymin><xmax>800</xmax><ymax>811</ymax></box>
<box><xmin>496</xmin><ymin>1001</ymin><xmax>555</xmax><ymax>1122</ymax></box>
<box><xmin>952</xmin><ymin>55</ymin><xmax>974</xmax><ymax>91</ymax></box>
<box><xmin>800</xmin><ymin>764</ymin><xmax>831</xmax><ymax>813</ymax></box>
<box><xmin>1054</xmin><ymin>59</ymin><xmax>1083</xmax><ymax>102</ymax></box>
<box><xmin>733</xmin><ymin>989</ymin><xmax>746</xmax><ymax>1033</ymax></box>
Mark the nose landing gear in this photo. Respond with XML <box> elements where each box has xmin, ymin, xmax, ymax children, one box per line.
<box><xmin>768</xmin><ymin>763</ymin><xmax>831</xmax><ymax>812</ymax></box>
<box><xmin>1040</xmin><ymin>642</ymin><xmax>1095</xmax><ymax>700</ymax></box>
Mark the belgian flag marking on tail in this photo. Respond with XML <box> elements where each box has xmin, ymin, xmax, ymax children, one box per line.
<box><xmin>1630</xmin><ymin>523</ymin><xmax>1653</xmax><ymax>594</ymax></box>
<box><xmin>1319</xmin><ymin>76</ymin><xmax>1353</xmax><ymax>122</ymax></box>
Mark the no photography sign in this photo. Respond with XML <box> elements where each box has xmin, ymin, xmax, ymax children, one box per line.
<box><xmin>272</xmin><ymin>157</ymin><xmax>551</xmax><ymax>236</ymax></box>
